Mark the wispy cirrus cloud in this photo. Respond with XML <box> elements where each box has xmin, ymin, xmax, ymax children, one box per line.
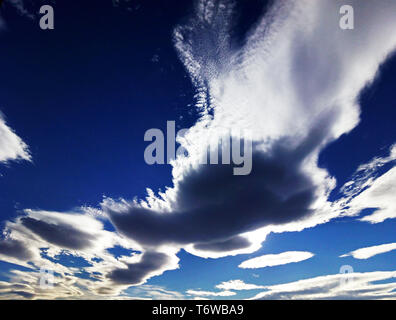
<box><xmin>0</xmin><ymin>113</ymin><xmax>31</xmax><ymax>164</ymax></box>
<box><xmin>4</xmin><ymin>0</ymin><xmax>35</xmax><ymax>19</ymax></box>
<box><xmin>186</xmin><ymin>271</ymin><xmax>396</xmax><ymax>299</ymax></box>
<box><xmin>0</xmin><ymin>4</ymin><xmax>32</xmax><ymax>166</ymax></box>
<box><xmin>251</xmin><ymin>270</ymin><xmax>396</xmax><ymax>300</ymax></box>
<box><xmin>125</xmin><ymin>285</ymin><xmax>185</xmax><ymax>300</ymax></box>
<box><xmin>338</xmin><ymin>144</ymin><xmax>396</xmax><ymax>223</ymax></box>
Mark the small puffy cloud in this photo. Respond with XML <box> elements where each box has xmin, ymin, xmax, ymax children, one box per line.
<box><xmin>340</xmin><ymin>243</ymin><xmax>396</xmax><ymax>260</ymax></box>
<box><xmin>216</xmin><ymin>280</ymin><xmax>265</xmax><ymax>291</ymax></box>
<box><xmin>239</xmin><ymin>251</ymin><xmax>314</xmax><ymax>269</ymax></box>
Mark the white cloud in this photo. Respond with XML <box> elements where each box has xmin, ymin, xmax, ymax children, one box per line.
<box><xmin>0</xmin><ymin>113</ymin><xmax>31</xmax><ymax>163</ymax></box>
<box><xmin>351</xmin><ymin>168</ymin><xmax>396</xmax><ymax>223</ymax></box>
<box><xmin>0</xmin><ymin>208</ymin><xmax>180</xmax><ymax>299</ymax></box>
<box><xmin>2</xmin><ymin>0</ymin><xmax>396</xmax><ymax>298</ymax></box>
<box><xmin>251</xmin><ymin>270</ymin><xmax>396</xmax><ymax>300</ymax></box>
<box><xmin>341</xmin><ymin>145</ymin><xmax>396</xmax><ymax>198</ymax></box>
<box><xmin>216</xmin><ymin>280</ymin><xmax>265</xmax><ymax>291</ymax></box>
<box><xmin>190</xmin><ymin>271</ymin><xmax>396</xmax><ymax>299</ymax></box>
<box><xmin>239</xmin><ymin>251</ymin><xmax>314</xmax><ymax>269</ymax></box>
<box><xmin>338</xmin><ymin>144</ymin><xmax>396</xmax><ymax>223</ymax></box>
<box><xmin>186</xmin><ymin>289</ymin><xmax>236</xmax><ymax>297</ymax></box>
<box><xmin>341</xmin><ymin>243</ymin><xmax>396</xmax><ymax>260</ymax></box>
<box><xmin>0</xmin><ymin>5</ymin><xmax>32</xmax><ymax>164</ymax></box>
<box><xmin>105</xmin><ymin>0</ymin><xmax>396</xmax><ymax>260</ymax></box>
<box><xmin>126</xmin><ymin>285</ymin><xmax>185</xmax><ymax>300</ymax></box>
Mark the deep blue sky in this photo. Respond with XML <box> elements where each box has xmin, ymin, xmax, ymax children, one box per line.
<box><xmin>0</xmin><ymin>0</ymin><xmax>270</xmax><ymax>224</ymax></box>
<box><xmin>0</xmin><ymin>1</ymin><xmax>197</xmax><ymax>219</ymax></box>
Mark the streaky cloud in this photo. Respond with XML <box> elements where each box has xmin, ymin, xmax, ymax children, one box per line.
<box><xmin>251</xmin><ymin>270</ymin><xmax>396</xmax><ymax>300</ymax></box>
<box><xmin>239</xmin><ymin>251</ymin><xmax>314</xmax><ymax>269</ymax></box>
<box><xmin>216</xmin><ymin>279</ymin><xmax>266</xmax><ymax>291</ymax></box>
<box><xmin>339</xmin><ymin>144</ymin><xmax>396</xmax><ymax>223</ymax></box>
<box><xmin>0</xmin><ymin>112</ymin><xmax>31</xmax><ymax>163</ymax></box>
<box><xmin>340</xmin><ymin>243</ymin><xmax>396</xmax><ymax>260</ymax></box>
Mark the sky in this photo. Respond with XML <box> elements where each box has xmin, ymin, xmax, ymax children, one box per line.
<box><xmin>0</xmin><ymin>0</ymin><xmax>396</xmax><ymax>300</ymax></box>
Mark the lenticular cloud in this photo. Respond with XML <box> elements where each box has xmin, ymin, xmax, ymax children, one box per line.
<box><xmin>106</xmin><ymin>0</ymin><xmax>396</xmax><ymax>258</ymax></box>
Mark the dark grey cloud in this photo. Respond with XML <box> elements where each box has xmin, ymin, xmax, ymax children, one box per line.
<box><xmin>96</xmin><ymin>286</ymin><xmax>117</xmax><ymax>295</ymax></box>
<box><xmin>106</xmin><ymin>118</ymin><xmax>334</xmax><ymax>250</ymax></box>
<box><xmin>108</xmin><ymin>251</ymin><xmax>171</xmax><ymax>285</ymax></box>
<box><xmin>21</xmin><ymin>217</ymin><xmax>96</xmax><ymax>250</ymax></box>
<box><xmin>0</xmin><ymin>283</ymin><xmax>35</xmax><ymax>299</ymax></box>
<box><xmin>0</xmin><ymin>239</ymin><xmax>32</xmax><ymax>260</ymax></box>
<box><xmin>108</xmin><ymin>151</ymin><xmax>313</xmax><ymax>247</ymax></box>
<box><xmin>194</xmin><ymin>236</ymin><xmax>252</xmax><ymax>252</ymax></box>
<box><xmin>0</xmin><ymin>283</ymin><xmax>27</xmax><ymax>290</ymax></box>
